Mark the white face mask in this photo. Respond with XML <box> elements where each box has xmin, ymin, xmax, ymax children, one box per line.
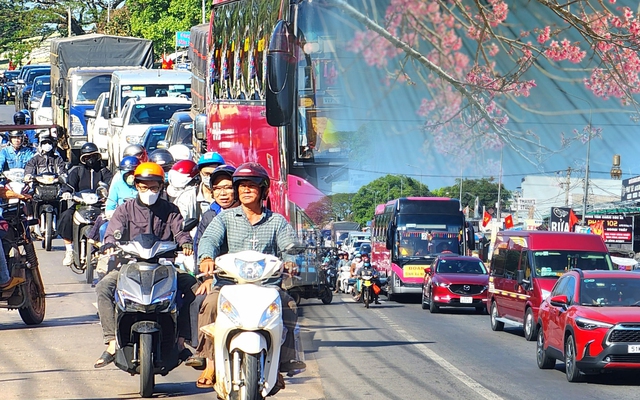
<box><xmin>139</xmin><ymin>191</ymin><xmax>160</xmax><ymax>205</ymax></box>
<box><xmin>41</xmin><ymin>144</ymin><xmax>53</xmax><ymax>153</ymax></box>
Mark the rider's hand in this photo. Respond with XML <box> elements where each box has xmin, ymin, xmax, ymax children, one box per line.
<box><xmin>61</xmin><ymin>192</ymin><xmax>72</xmax><ymax>201</ymax></box>
<box><xmin>199</xmin><ymin>258</ymin><xmax>215</xmax><ymax>275</ymax></box>
<box><xmin>100</xmin><ymin>243</ymin><xmax>117</xmax><ymax>255</ymax></box>
<box><xmin>19</xmin><ymin>193</ymin><xmax>32</xmax><ymax>201</ymax></box>
<box><xmin>182</xmin><ymin>243</ymin><xmax>193</xmax><ymax>256</ymax></box>
<box><xmin>195</xmin><ymin>278</ymin><xmax>214</xmax><ymax>295</ymax></box>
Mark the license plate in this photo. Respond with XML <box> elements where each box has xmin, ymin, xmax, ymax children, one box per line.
<box><xmin>460</xmin><ymin>296</ymin><xmax>472</xmax><ymax>304</ymax></box>
<box><xmin>629</xmin><ymin>345</ymin><xmax>640</xmax><ymax>353</ymax></box>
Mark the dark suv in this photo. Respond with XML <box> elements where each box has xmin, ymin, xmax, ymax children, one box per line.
<box><xmin>156</xmin><ymin>111</ymin><xmax>193</xmax><ymax>150</ymax></box>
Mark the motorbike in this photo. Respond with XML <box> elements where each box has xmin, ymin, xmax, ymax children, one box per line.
<box><xmin>70</xmin><ymin>186</ymin><xmax>107</xmax><ymax>283</ymax></box>
<box><xmin>200</xmin><ymin>250</ymin><xmax>285</xmax><ymax>400</ymax></box>
<box><xmin>0</xmin><ymin>168</ymin><xmax>45</xmax><ymax>324</ymax></box>
<box><xmin>112</xmin><ymin>219</ymin><xmax>196</xmax><ymax>398</ymax></box>
<box><xmin>30</xmin><ymin>172</ymin><xmax>66</xmax><ymax>251</ymax></box>
<box><xmin>337</xmin><ymin>264</ymin><xmax>353</xmax><ymax>294</ymax></box>
<box><xmin>354</xmin><ymin>267</ymin><xmax>382</xmax><ymax>309</ymax></box>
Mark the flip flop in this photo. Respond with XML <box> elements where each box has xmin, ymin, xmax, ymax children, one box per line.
<box><xmin>196</xmin><ymin>370</ymin><xmax>214</xmax><ymax>389</ymax></box>
<box><xmin>0</xmin><ymin>277</ymin><xmax>25</xmax><ymax>291</ymax></box>
<box><xmin>94</xmin><ymin>351</ymin><xmax>115</xmax><ymax>368</ymax></box>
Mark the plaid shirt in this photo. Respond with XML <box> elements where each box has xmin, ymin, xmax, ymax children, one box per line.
<box><xmin>198</xmin><ymin>206</ymin><xmax>296</xmax><ymax>262</ymax></box>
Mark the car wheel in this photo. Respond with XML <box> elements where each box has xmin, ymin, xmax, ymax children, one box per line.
<box><xmin>421</xmin><ymin>286</ymin><xmax>428</xmax><ymax>310</ymax></box>
<box><xmin>429</xmin><ymin>289</ymin><xmax>439</xmax><ymax>313</ymax></box>
<box><xmin>490</xmin><ymin>302</ymin><xmax>504</xmax><ymax>331</ymax></box>
<box><xmin>536</xmin><ymin>328</ymin><xmax>556</xmax><ymax>369</ymax></box>
<box><xmin>524</xmin><ymin>308</ymin><xmax>538</xmax><ymax>341</ymax></box>
<box><xmin>565</xmin><ymin>334</ymin><xmax>582</xmax><ymax>382</ymax></box>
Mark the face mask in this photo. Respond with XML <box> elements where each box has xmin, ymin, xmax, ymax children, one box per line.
<box><xmin>85</xmin><ymin>158</ymin><xmax>100</xmax><ymax>169</ymax></box>
<box><xmin>41</xmin><ymin>143</ymin><xmax>53</xmax><ymax>153</ymax></box>
<box><xmin>139</xmin><ymin>190</ymin><xmax>160</xmax><ymax>206</ymax></box>
<box><xmin>201</xmin><ymin>174</ymin><xmax>211</xmax><ymax>188</ymax></box>
<box><xmin>125</xmin><ymin>174</ymin><xmax>135</xmax><ymax>186</ymax></box>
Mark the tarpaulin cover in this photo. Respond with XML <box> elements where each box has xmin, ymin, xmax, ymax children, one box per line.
<box><xmin>189</xmin><ymin>24</ymin><xmax>209</xmax><ymax>113</ymax></box>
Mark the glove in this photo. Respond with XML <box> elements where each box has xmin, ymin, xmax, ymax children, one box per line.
<box><xmin>182</xmin><ymin>243</ymin><xmax>193</xmax><ymax>252</ymax></box>
<box><xmin>100</xmin><ymin>243</ymin><xmax>117</xmax><ymax>254</ymax></box>
<box><xmin>61</xmin><ymin>192</ymin><xmax>72</xmax><ymax>201</ymax></box>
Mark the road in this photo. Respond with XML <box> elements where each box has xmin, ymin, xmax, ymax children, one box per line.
<box><xmin>1</xmin><ymin>105</ymin><xmax>640</xmax><ymax>399</ymax></box>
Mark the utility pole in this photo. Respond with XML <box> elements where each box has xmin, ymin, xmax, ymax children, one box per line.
<box><xmin>564</xmin><ymin>167</ymin><xmax>572</xmax><ymax>206</ymax></box>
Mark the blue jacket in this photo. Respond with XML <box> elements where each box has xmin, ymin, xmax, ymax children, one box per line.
<box><xmin>105</xmin><ymin>172</ymin><xmax>138</xmax><ymax>212</ymax></box>
<box><xmin>0</xmin><ymin>145</ymin><xmax>36</xmax><ymax>171</ymax></box>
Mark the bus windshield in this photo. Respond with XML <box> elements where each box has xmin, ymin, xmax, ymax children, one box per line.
<box><xmin>532</xmin><ymin>251</ymin><xmax>613</xmax><ymax>278</ymax></box>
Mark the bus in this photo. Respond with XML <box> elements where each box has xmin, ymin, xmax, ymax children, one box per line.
<box><xmin>371</xmin><ymin>197</ymin><xmax>473</xmax><ymax>300</ymax></box>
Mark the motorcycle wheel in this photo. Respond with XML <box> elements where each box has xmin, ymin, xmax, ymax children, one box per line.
<box><xmin>44</xmin><ymin>212</ymin><xmax>53</xmax><ymax>252</ymax></box>
<box><xmin>234</xmin><ymin>352</ymin><xmax>262</xmax><ymax>400</ymax></box>
<box><xmin>139</xmin><ymin>333</ymin><xmax>155</xmax><ymax>398</ymax></box>
<box><xmin>18</xmin><ymin>269</ymin><xmax>46</xmax><ymax>325</ymax></box>
<box><xmin>84</xmin><ymin>227</ymin><xmax>95</xmax><ymax>284</ymax></box>
<box><xmin>74</xmin><ymin>225</ymin><xmax>91</xmax><ymax>272</ymax></box>
<box><xmin>363</xmin><ymin>287</ymin><xmax>370</xmax><ymax>308</ymax></box>
<box><xmin>321</xmin><ymin>288</ymin><xmax>333</xmax><ymax>305</ymax></box>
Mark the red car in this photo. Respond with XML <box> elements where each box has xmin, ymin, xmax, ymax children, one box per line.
<box><xmin>536</xmin><ymin>269</ymin><xmax>640</xmax><ymax>382</ymax></box>
<box><xmin>421</xmin><ymin>256</ymin><xmax>489</xmax><ymax>313</ymax></box>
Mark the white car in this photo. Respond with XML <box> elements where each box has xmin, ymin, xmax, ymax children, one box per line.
<box><xmin>108</xmin><ymin>96</ymin><xmax>191</xmax><ymax>166</ymax></box>
<box><xmin>33</xmin><ymin>91</ymin><xmax>53</xmax><ymax>125</ymax></box>
<box><xmin>85</xmin><ymin>91</ymin><xmax>110</xmax><ymax>160</ymax></box>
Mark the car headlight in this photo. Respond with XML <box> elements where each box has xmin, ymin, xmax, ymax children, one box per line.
<box><xmin>435</xmin><ymin>282</ymin><xmax>449</xmax><ymax>287</ymax></box>
<box><xmin>575</xmin><ymin>317</ymin><xmax>614</xmax><ymax>330</ymax></box>
<box><xmin>258</xmin><ymin>298</ymin><xmax>281</xmax><ymax>328</ymax></box>
<box><xmin>126</xmin><ymin>135</ymin><xmax>142</xmax><ymax>144</ymax></box>
<box><xmin>541</xmin><ymin>289</ymin><xmax>551</xmax><ymax>300</ymax></box>
<box><xmin>71</xmin><ymin>115</ymin><xmax>85</xmax><ymax>136</ymax></box>
<box><xmin>219</xmin><ymin>294</ymin><xmax>242</xmax><ymax>326</ymax></box>
<box><xmin>235</xmin><ymin>258</ymin><xmax>266</xmax><ymax>281</ymax></box>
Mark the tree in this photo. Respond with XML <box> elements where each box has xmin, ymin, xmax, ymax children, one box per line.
<box><xmin>306</xmin><ymin>193</ymin><xmax>356</xmax><ymax>227</ymax></box>
<box><xmin>435</xmin><ymin>178</ymin><xmax>511</xmax><ymax>217</ymax></box>
<box><xmin>351</xmin><ymin>175</ymin><xmax>430</xmax><ymax>225</ymax></box>
<box><xmin>336</xmin><ymin>0</ymin><xmax>640</xmax><ymax>165</ymax></box>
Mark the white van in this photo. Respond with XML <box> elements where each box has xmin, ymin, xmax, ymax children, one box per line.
<box><xmin>107</xmin><ymin>69</ymin><xmax>191</xmax><ymax>119</ymax></box>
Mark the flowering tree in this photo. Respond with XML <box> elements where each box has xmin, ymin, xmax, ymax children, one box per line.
<box><xmin>337</xmin><ymin>0</ymin><xmax>639</xmax><ymax>165</ymax></box>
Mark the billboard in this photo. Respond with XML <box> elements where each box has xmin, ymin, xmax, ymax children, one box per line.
<box><xmin>622</xmin><ymin>175</ymin><xmax>640</xmax><ymax>201</ymax></box>
<box><xmin>549</xmin><ymin>207</ymin><xmax>572</xmax><ymax>232</ymax></box>
<box><xmin>175</xmin><ymin>31</ymin><xmax>191</xmax><ymax>47</ymax></box>
<box><xmin>585</xmin><ymin>214</ymin><xmax>633</xmax><ymax>244</ymax></box>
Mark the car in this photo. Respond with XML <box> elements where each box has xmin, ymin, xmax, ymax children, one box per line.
<box><xmin>422</xmin><ymin>255</ymin><xmax>489</xmax><ymax>313</ymax></box>
<box><xmin>141</xmin><ymin>124</ymin><xmax>170</xmax><ymax>153</ymax></box>
<box><xmin>17</xmin><ymin>67</ymin><xmax>50</xmax><ymax>110</ymax></box>
<box><xmin>1</xmin><ymin>70</ymin><xmax>20</xmax><ymax>104</ymax></box>
<box><xmin>85</xmin><ymin>91</ymin><xmax>110</xmax><ymax>160</ymax></box>
<box><xmin>33</xmin><ymin>91</ymin><xmax>53</xmax><ymax>126</ymax></box>
<box><xmin>28</xmin><ymin>75</ymin><xmax>50</xmax><ymax>111</ymax></box>
<box><xmin>108</xmin><ymin>96</ymin><xmax>191</xmax><ymax>167</ymax></box>
<box><xmin>536</xmin><ymin>269</ymin><xmax>640</xmax><ymax>382</ymax></box>
<box><xmin>155</xmin><ymin>111</ymin><xmax>193</xmax><ymax>150</ymax></box>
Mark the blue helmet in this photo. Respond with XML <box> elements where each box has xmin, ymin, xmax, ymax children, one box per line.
<box><xmin>120</xmin><ymin>156</ymin><xmax>141</xmax><ymax>172</ymax></box>
<box><xmin>198</xmin><ymin>152</ymin><xmax>225</xmax><ymax>169</ymax></box>
<box><xmin>209</xmin><ymin>164</ymin><xmax>236</xmax><ymax>186</ymax></box>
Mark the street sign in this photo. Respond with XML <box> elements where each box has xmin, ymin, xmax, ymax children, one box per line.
<box><xmin>622</xmin><ymin>175</ymin><xmax>640</xmax><ymax>201</ymax></box>
<box><xmin>517</xmin><ymin>198</ymin><xmax>536</xmax><ymax>212</ymax></box>
<box><xmin>175</xmin><ymin>31</ymin><xmax>190</xmax><ymax>47</ymax></box>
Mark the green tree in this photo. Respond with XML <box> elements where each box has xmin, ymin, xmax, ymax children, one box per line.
<box><xmin>306</xmin><ymin>193</ymin><xmax>356</xmax><ymax>227</ymax></box>
<box><xmin>351</xmin><ymin>175</ymin><xmax>430</xmax><ymax>225</ymax></box>
<box><xmin>436</xmin><ymin>178</ymin><xmax>511</xmax><ymax>216</ymax></box>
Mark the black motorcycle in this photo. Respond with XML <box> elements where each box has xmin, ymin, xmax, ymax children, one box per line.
<box><xmin>31</xmin><ymin>173</ymin><xmax>66</xmax><ymax>251</ymax></box>
<box><xmin>70</xmin><ymin>186</ymin><xmax>107</xmax><ymax>283</ymax></box>
<box><xmin>0</xmin><ymin>198</ymin><xmax>45</xmax><ymax>324</ymax></box>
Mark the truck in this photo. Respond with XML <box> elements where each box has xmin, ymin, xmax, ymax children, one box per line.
<box><xmin>50</xmin><ymin>33</ymin><xmax>154</xmax><ymax>164</ymax></box>
<box><xmin>328</xmin><ymin>221</ymin><xmax>361</xmax><ymax>248</ymax></box>
<box><xmin>188</xmin><ymin>23</ymin><xmax>208</xmax><ymax>156</ymax></box>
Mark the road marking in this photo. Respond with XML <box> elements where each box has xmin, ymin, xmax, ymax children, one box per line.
<box><xmin>373</xmin><ymin>309</ymin><xmax>503</xmax><ymax>400</ymax></box>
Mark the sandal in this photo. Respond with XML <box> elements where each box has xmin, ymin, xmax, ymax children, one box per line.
<box><xmin>196</xmin><ymin>369</ymin><xmax>215</xmax><ymax>389</ymax></box>
<box><xmin>94</xmin><ymin>350</ymin><xmax>115</xmax><ymax>368</ymax></box>
<box><xmin>0</xmin><ymin>277</ymin><xmax>25</xmax><ymax>291</ymax></box>
<box><xmin>185</xmin><ymin>355</ymin><xmax>206</xmax><ymax>370</ymax></box>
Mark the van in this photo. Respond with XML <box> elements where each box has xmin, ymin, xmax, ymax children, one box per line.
<box><xmin>488</xmin><ymin>231</ymin><xmax>613</xmax><ymax>341</ymax></box>
<box><xmin>107</xmin><ymin>69</ymin><xmax>191</xmax><ymax>119</ymax></box>
<box><xmin>343</xmin><ymin>231</ymin><xmax>370</xmax><ymax>253</ymax></box>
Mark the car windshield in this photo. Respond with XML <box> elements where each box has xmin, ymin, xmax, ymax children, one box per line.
<box><xmin>437</xmin><ymin>259</ymin><xmax>487</xmax><ymax>274</ymax></box>
<box><xmin>5</xmin><ymin>71</ymin><xmax>19</xmax><ymax>80</ymax></box>
<box><xmin>41</xmin><ymin>93</ymin><xmax>51</xmax><ymax>107</ymax></box>
<box><xmin>143</xmin><ymin>126</ymin><xmax>169</xmax><ymax>152</ymax></box>
<box><xmin>174</xmin><ymin>121</ymin><xmax>193</xmax><ymax>145</ymax></box>
<box><xmin>33</xmin><ymin>77</ymin><xmax>50</xmax><ymax>93</ymax></box>
<box><xmin>532</xmin><ymin>251</ymin><xmax>613</xmax><ymax>278</ymax></box>
<box><xmin>580</xmin><ymin>277</ymin><xmax>640</xmax><ymax>306</ymax></box>
<box><xmin>129</xmin><ymin>104</ymin><xmax>188</xmax><ymax>125</ymax></box>
<box><xmin>26</xmin><ymin>69</ymin><xmax>50</xmax><ymax>83</ymax></box>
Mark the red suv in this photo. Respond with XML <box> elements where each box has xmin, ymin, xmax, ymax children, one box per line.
<box><xmin>536</xmin><ymin>269</ymin><xmax>640</xmax><ymax>382</ymax></box>
<box><xmin>421</xmin><ymin>255</ymin><xmax>489</xmax><ymax>313</ymax></box>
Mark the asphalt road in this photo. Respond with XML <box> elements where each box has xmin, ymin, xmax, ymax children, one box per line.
<box><xmin>1</xmin><ymin>105</ymin><xmax>640</xmax><ymax>399</ymax></box>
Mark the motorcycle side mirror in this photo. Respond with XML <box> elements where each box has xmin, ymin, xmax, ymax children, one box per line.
<box><xmin>58</xmin><ymin>174</ymin><xmax>67</xmax><ymax>184</ymax></box>
<box><xmin>97</xmin><ymin>186</ymin><xmax>108</xmax><ymax>199</ymax></box>
<box><xmin>98</xmin><ymin>181</ymin><xmax>109</xmax><ymax>189</ymax></box>
<box><xmin>182</xmin><ymin>218</ymin><xmax>198</xmax><ymax>232</ymax></box>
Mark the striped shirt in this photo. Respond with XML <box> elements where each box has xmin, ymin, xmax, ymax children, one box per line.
<box><xmin>197</xmin><ymin>206</ymin><xmax>296</xmax><ymax>262</ymax></box>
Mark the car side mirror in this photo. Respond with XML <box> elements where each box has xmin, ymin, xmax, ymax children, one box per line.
<box><xmin>156</xmin><ymin>140</ymin><xmax>169</xmax><ymax>149</ymax></box>
<box><xmin>549</xmin><ymin>294</ymin><xmax>569</xmax><ymax>308</ymax></box>
<box><xmin>424</xmin><ymin>266</ymin><xmax>431</xmax><ymax>274</ymax></box>
<box><xmin>194</xmin><ymin>114</ymin><xmax>207</xmax><ymax>141</ymax></box>
<box><xmin>182</xmin><ymin>218</ymin><xmax>198</xmax><ymax>232</ymax></box>
<box><xmin>85</xmin><ymin>109</ymin><xmax>96</xmax><ymax>119</ymax></box>
<box><xmin>111</xmin><ymin>117</ymin><xmax>124</xmax><ymax>127</ymax></box>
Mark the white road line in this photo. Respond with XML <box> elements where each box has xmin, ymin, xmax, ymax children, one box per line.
<box><xmin>373</xmin><ymin>309</ymin><xmax>503</xmax><ymax>400</ymax></box>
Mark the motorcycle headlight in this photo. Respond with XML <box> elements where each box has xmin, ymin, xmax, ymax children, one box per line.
<box><xmin>235</xmin><ymin>258</ymin><xmax>266</xmax><ymax>281</ymax></box>
<box><xmin>81</xmin><ymin>193</ymin><xmax>99</xmax><ymax>205</ymax></box>
<box><xmin>153</xmin><ymin>266</ymin><xmax>169</xmax><ymax>284</ymax></box>
<box><xmin>258</xmin><ymin>298</ymin><xmax>281</xmax><ymax>328</ymax></box>
<box><xmin>125</xmin><ymin>266</ymin><xmax>141</xmax><ymax>284</ymax></box>
<box><xmin>575</xmin><ymin>317</ymin><xmax>613</xmax><ymax>330</ymax></box>
<box><xmin>151</xmin><ymin>292</ymin><xmax>174</xmax><ymax>311</ymax></box>
<box><xmin>35</xmin><ymin>175</ymin><xmax>56</xmax><ymax>185</ymax></box>
<box><xmin>71</xmin><ymin>115</ymin><xmax>85</xmax><ymax>136</ymax></box>
<box><xmin>219</xmin><ymin>294</ymin><xmax>242</xmax><ymax>327</ymax></box>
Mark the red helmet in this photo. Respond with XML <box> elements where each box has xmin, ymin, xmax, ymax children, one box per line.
<box><xmin>232</xmin><ymin>162</ymin><xmax>270</xmax><ymax>200</ymax></box>
<box><xmin>168</xmin><ymin>159</ymin><xmax>199</xmax><ymax>189</ymax></box>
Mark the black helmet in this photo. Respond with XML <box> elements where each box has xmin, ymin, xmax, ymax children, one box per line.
<box><xmin>80</xmin><ymin>142</ymin><xmax>100</xmax><ymax>164</ymax></box>
<box><xmin>148</xmin><ymin>149</ymin><xmax>175</xmax><ymax>171</ymax></box>
<box><xmin>232</xmin><ymin>162</ymin><xmax>270</xmax><ymax>200</ymax></box>
<box><xmin>123</xmin><ymin>144</ymin><xmax>148</xmax><ymax>162</ymax></box>
<box><xmin>209</xmin><ymin>164</ymin><xmax>236</xmax><ymax>187</ymax></box>
<box><xmin>8</xmin><ymin>130</ymin><xmax>24</xmax><ymax>138</ymax></box>
<box><xmin>13</xmin><ymin>111</ymin><xmax>26</xmax><ymax>125</ymax></box>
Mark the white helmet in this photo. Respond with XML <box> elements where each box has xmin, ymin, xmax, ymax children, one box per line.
<box><xmin>168</xmin><ymin>144</ymin><xmax>193</xmax><ymax>161</ymax></box>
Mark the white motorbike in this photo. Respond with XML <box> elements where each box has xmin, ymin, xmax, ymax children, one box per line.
<box><xmin>201</xmin><ymin>250</ymin><xmax>284</xmax><ymax>400</ymax></box>
<box><xmin>337</xmin><ymin>264</ymin><xmax>352</xmax><ymax>294</ymax></box>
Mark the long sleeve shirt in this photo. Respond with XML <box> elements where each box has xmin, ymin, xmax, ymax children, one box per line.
<box><xmin>0</xmin><ymin>146</ymin><xmax>36</xmax><ymax>171</ymax></box>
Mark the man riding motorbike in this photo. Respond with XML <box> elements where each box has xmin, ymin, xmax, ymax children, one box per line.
<box><xmin>196</xmin><ymin>162</ymin><xmax>306</xmax><ymax>389</ymax></box>
<box><xmin>58</xmin><ymin>143</ymin><xmax>113</xmax><ymax>266</ymax></box>
<box><xmin>356</xmin><ymin>258</ymin><xmax>381</xmax><ymax>304</ymax></box>
<box><xmin>24</xmin><ymin>132</ymin><xmax>67</xmax><ymax>179</ymax></box>
<box><xmin>93</xmin><ymin>162</ymin><xmax>196</xmax><ymax>369</ymax></box>
<box><xmin>166</xmin><ymin>159</ymin><xmax>199</xmax><ymax>210</ymax></box>
<box><xmin>195</xmin><ymin>152</ymin><xmax>225</xmax><ymax>216</ymax></box>
<box><xmin>0</xmin><ymin>130</ymin><xmax>36</xmax><ymax>172</ymax></box>
<box><xmin>0</xmin><ymin>186</ymin><xmax>32</xmax><ymax>290</ymax></box>
<box><xmin>12</xmin><ymin>111</ymin><xmax>36</xmax><ymax>146</ymax></box>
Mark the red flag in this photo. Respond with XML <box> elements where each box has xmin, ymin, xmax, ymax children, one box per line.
<box><xmin>504</xmin><ymin>214</ymin><xmax>514</xmax><ymax>229</ymax></box>
<box><xmin>482</xmin><ymin>211</ymin><xmax>492</xmax><ymax>227</ymax></box>
<box><xmin>569</xmin><ymin>210</ymin><xmax>579</xmax><ymax>231</ymax></box>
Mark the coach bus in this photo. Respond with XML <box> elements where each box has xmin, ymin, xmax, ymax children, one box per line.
<box><xmin>371</xmin><ymin>197</ymin><xmax>473</xmax><ymax>300</ymax></box>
